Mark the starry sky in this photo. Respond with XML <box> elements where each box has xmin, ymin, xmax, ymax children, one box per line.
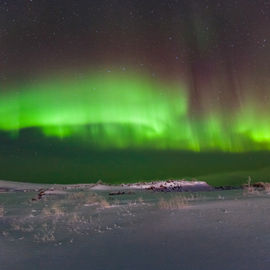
<box><xmin>1</xmin><ymin>0</ymin><xmax>270</xmax><ymax>183</ymax></box>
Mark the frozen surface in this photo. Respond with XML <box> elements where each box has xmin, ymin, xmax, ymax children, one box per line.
<box><xmin>1</xmin><ymin>181</ymin><xmax>270</xmax><ymax>270</ymax></box>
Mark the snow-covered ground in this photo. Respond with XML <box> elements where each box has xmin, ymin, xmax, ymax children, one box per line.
<box><xmin>0</xmin><ymin>180</ymin><xmax>270</xmax><ymax>270</ymax></box>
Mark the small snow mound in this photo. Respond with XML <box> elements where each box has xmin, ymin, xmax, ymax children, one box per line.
<box><xmin>91</xmin><ymin>179</ymin><xmax>213</xmax><ymax>192</ymax></box>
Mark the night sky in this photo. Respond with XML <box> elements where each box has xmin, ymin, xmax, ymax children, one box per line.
<box><xmin>1</xmin><ymin>0</ymin><xmax>270</xmax><ymax>184</ymax></box>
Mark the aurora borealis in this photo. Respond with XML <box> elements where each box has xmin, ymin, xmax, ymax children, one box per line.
<box><xmin>1</xmin><ymin>0</ymin><xmax>270</xmax><ymax>184</ymax></box>
<box><xmin>2</xmin><ymin>70</ymin><xmax>270</xmax><ymax>152</ymax></box>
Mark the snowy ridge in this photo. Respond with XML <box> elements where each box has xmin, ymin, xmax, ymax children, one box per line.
<box><xmin>0</xmin><ymin>179</ymin><xmax>213</xmax><ymax>192</ymax></box>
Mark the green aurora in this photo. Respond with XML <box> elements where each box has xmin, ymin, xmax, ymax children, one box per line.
<box><xmin>1</xmin><ymin>71</ymin><xmax>270</xmax><ymax>152</ymax></box>
<box><xmin>2</xmin><ymin>0</ymin><xmax>270</xmax><ymax>186</ymax></box>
